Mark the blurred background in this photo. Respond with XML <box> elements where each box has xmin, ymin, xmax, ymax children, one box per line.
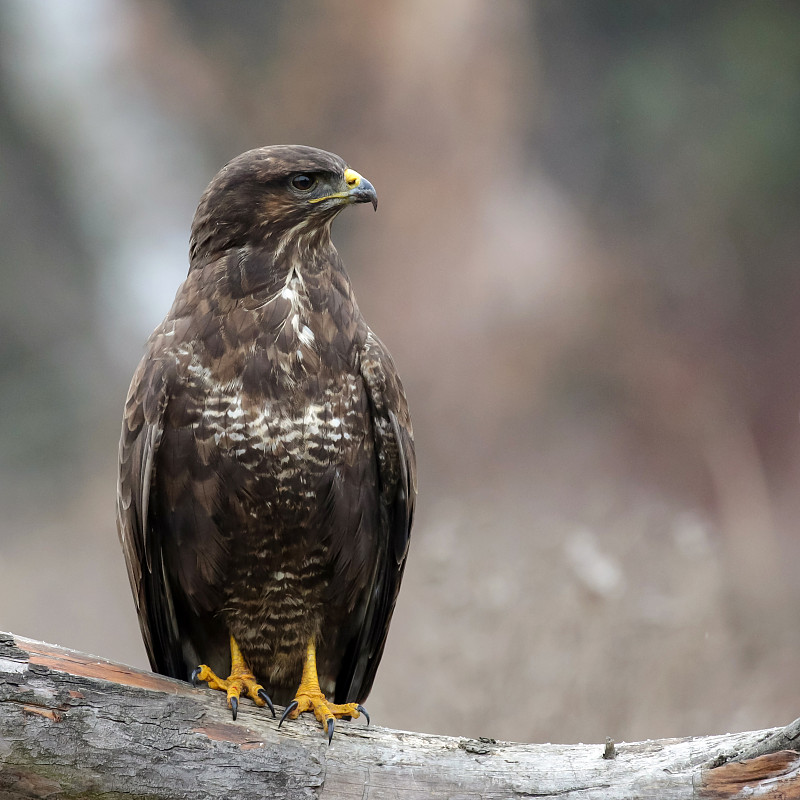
<box><xmin>1</xmin><ymin>0</ymin><xmax>800</xmax><ymax>745</ymax></box>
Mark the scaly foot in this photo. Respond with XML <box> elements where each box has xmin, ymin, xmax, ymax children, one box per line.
<box><xmin>191</xmin><ymin>635</ymin><xmax>275</xmax><ymax>721</ymax></box>
<box><xmin>277</xmin><ymin>638</ymin><xmax>369</xmax><ymax>743</ymax></box>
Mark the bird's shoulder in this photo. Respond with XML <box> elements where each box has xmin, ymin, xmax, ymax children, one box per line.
<box><xmin>359</xmin><ymin>329</ymin><xmax>416</xmax><ymax>509</ymax></box>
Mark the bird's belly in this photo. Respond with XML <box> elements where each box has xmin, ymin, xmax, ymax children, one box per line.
<box><xmin>210</xmin><ymin>380</ymin><xmax>374</xmax><ymax>694</ymax></box>
<box><xmin>225</xmin><ymin>535</ymin><xmax>327</xmax><ymax>695</ymax></box>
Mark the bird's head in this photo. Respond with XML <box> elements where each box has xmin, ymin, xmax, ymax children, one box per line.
<box><xmin>189</xmin><ymin>145</ymin><xmax>377</xmax><ymax>265</ymax></box>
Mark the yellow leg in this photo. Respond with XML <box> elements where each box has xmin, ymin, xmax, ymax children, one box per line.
<box><xmin>278</xmin><ymin>638</ymin><xmax>367</xmax><ymax>742</ymax></box>
<box><xmin>191</xmin><ymin>635</ymin><xmax>275</xmax><ymax>720</ymax></box>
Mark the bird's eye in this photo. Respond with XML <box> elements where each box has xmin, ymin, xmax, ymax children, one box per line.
<box><xmin>291</xmin><ymin>174</ymin><xmax>316</xmax><ymax>192</ymax></box>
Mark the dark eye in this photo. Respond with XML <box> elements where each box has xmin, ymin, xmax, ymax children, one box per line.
<box><xmin>291</xmin><ymin>174</ymin><xmax>315</xmax><ymax>191</ymax></box>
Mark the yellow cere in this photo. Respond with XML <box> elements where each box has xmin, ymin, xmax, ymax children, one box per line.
<box><xmin>344</xmin><ymin>168</ymin><xmax>362</xmax><ymax>188</ymax></box>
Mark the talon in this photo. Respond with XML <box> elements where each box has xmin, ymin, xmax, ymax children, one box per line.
<box><xmin>258</xmin><ymin>688</ymin><xmax>276</xmax><ymax>718</ymax></box>
<box><xmin>280</xmin><ymin>639</ymin><xmax>370</xmax><ymax>738</ymax></box>
<box><xmin>326</xmin><ymin>717</ymin><xmax>335</xmax><ymax>745</ymax></box>
<box><xmin>193</xmin><ymin>637</ymin><xmax>273</xmax><ymax>720</ymax></box>
<box><xmin>278</xmin><ymin>700</ymin><xmax>299</xmax><ymax>728</ymax></box>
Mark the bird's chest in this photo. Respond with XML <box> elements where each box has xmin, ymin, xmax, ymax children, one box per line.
<box><xmin>222</xmin><ymin>371</ymin><xmax>369</xmax><ymax>476</ymax></box>
<box><xmin>190</xmin><ymin>274</ymin><xmax>369</xmax><ymax>471</ymax></box>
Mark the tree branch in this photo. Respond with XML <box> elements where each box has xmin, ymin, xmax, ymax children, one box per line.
<box><xmin>1</xmin><ymin>631</ymin><xmax>798</xmax><ymax>799</ymax></box>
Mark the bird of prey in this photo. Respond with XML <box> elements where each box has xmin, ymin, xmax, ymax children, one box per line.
<box><xmin>116</xmin><ymin>145</ymin><xmax>416</xmax><ymax>740</ymax></box>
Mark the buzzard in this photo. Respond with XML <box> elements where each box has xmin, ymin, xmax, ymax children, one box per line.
<box><xmin>116</xmin><ymin>145</ymin><xmax>416</xmax><ymax>740</ymax></box>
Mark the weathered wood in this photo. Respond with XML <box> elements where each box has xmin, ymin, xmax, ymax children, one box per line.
<box><xmin>0</xmin><ymin>631</ymin><xmax>799</xmax><ymax>799</ymax></box>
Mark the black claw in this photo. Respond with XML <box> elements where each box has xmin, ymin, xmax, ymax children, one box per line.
<box><xmin>278</xmin><ymin>700</ymin><xmax>298</xmax><ymax>729</ymax></box>
<box><xmin>257</xmin><ymin>688</ymin><xmax>276</xmax><ymax>718</ymax></box>
<box><xmin>230</xmin><ymin>695</ymin><xmax>238</xmax><ymax>721</ymax></box>
<box><xmin>326</xmin><ymin>717</ymin><xmax>335</xmax><ymax>745</ymax></box>
<box><xmin>357</xmin><ymin>705</ymin><xmax>370</xmax><ymax>726</ymax></box>
<box><xmin>190</xmin><ymin>667</ymin><xmax>201</xmax><ymax>687</ymax></box>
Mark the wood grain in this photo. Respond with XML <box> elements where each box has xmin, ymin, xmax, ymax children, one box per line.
<box><xmin>1</xmin><ymin>632</ymin><xmax>799</xmax><ymax>799</ymax></box>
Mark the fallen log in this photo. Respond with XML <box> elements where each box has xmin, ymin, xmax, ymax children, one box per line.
<box><xmin>0</xmin><ymin>631</ymin><xmax>798</xmax><ymax>799</ymax></box>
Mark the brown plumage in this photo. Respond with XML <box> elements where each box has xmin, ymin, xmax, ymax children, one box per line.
<box><xmin>116</xmin><ymin>145</ymin><xmax>415</xmax><ymax>712</ymax></box>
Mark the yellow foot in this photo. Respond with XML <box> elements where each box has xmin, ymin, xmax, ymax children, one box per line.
<box><xmin>191</xmin><ymin>636</ymin><xmax>275</xmax><ymax>721</ymax></box>
<box><xmin>277</xmin><ymin>638</ymin><xmax>369</xmax><ymax>743</ymax></box>
<box><xmin>278</xmin><ymin>690</ymin><xmax>368</xmax><ymax>742</ymax></box>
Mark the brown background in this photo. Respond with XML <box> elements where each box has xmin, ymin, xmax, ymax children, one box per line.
<box><xmin>1</xmin><ymin>1</ymin><xmax>800</xmax><ymax>745</ymax></box>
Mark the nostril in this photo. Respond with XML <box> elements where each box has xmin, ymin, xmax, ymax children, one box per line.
<box><xmin>344</xmin><ymin>168</ymin><xmax>362</xmax><ymax>188</ymax></box>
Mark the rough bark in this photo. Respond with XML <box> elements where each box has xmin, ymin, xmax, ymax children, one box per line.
<box><xmin>0</xmin><ymin>632</ymin><xmax>798</xmax><ymax>799</ymax></box>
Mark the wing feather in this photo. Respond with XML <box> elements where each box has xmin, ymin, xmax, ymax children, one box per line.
<box><xmin>117</xmin><ymin>354</ymin><xmax>184</xmax><ymax>674</ymax></box>
<box><xmin>335</xmin><ymin>330</ymin><xmax>416</xmax><ymax>703</ymax></box>
<box><xmin>116</xmin><ymin>341</ymin><xmax>230</xmax><ymax>680</ymax></box>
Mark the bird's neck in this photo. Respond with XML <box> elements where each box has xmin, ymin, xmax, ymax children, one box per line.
<box><xmin>164</xmin><ymin>236</ymin><xmax>366</xmax><ymax>399</ymax></box>
<box><xmin>190</xmin><ymin>228</ymin><xmax>342</xmax><ymax>299</ymax></box>
<box><xmin>187</xmin><ymin>233</ymin><xmax>363</xmax><ymax>340</ymax></box>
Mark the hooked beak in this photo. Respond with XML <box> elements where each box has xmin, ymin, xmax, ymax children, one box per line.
<box><xmin>343</xmin><ymin>168</ymin><xmax>378</xmax><ymax>211</ymax></box>
<box><xmin>308</xmin><ymin>167</ymin><xmax>378</xmax><ymax>211</ymax></box>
